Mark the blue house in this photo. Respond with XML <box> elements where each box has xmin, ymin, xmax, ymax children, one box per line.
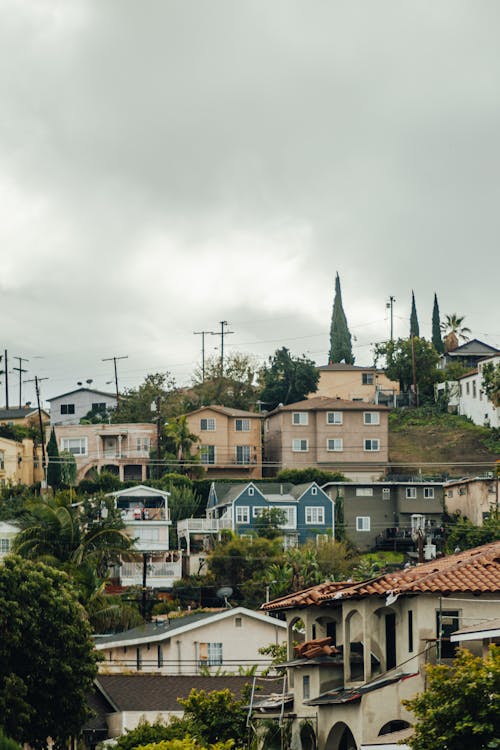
<box><xmin>206</xmin><ymin>481</ymin><xmax>334</xmax><ymax>547</ymax></box>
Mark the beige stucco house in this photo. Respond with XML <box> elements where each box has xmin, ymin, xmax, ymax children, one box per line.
<box><xmin>257</xmin><ymin>541</ymin><xmax>500</xmax><ymax>750</ymax></box>
<box><xmin>51</xmin><ymin>422</ymin><xmax>156</xmax><ymax>482</ymax></box>
<box><xmin>95</xmin><ymin>606</ymin><xmax>286</xmax><ymax>675</ymax></box>
<box><xmin>312</xmin><ymin>365</ymin><xmax>400</xmax><ymax>406</ymax></box>
<box><xmin>0</xmin><ymin>521</ymin><xmax>20</xmax><ymax>559</ymax></box>
<box><xmin>185</xmin><ymin>405</ymin><xmax>263</xmax><ymax>479</ymax></box>
<box><xmin>444</xmin><ymin>475</ymin><xmax>499</xmax><ymax>526</ymax></box>
<box><xmin>0</xmin><ymin>435</ymin><xmax>44</xmax><ymax>485</ymax></box>
<box><xmin>263</xmin><ymin>397</ymin><xmax>389</xmax><ymax>481</ymax></box>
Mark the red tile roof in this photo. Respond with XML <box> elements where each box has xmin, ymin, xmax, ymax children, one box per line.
<box><xmin>262</xmin><ymin>541</ymin><xmax>500</xmax><ymax>610</ymax></box>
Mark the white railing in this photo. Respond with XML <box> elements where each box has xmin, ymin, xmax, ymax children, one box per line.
<box><xmin>177</xmin><ymin>516</ymin><xmax>233</xmax><ymax>534</ymax></box>
<box><xmin>120</xmin><ymin>560</ymin><xmax>182</xmax><ymax>580</ymax></box>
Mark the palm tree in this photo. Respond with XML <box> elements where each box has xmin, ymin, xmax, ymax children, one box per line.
<box><xmin>165</xmin><ymin>415</ymin><xmax>199</xmax><ymax>463</ymax></box>
<box><xmin>440</xmin><ymin>314</ymin><xmax>471</xmax><ymax>342</ymax></box>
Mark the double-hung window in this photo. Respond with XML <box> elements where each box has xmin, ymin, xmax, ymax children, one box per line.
<box><xmin>356</xmin><ymin>488</ymin><xmax>373</xmax><ymax>497</ymax></box>
<box><xmin>60</xmin><ymin>403</ymin><xmax>75</xmax><ymax>415</ymax></box>
<box><xmin>235</xmin><ymin>419</ymin><xmax>250</xmax><ymax>432</ymax></box>
<box><xmin>364</xmin><ymin>439</ymin><xmax>379</xmax><ymax>452</ymax></box>
<box><xmin>292</xmin><ymin>439</ymin><xmax>309</xmax><ymax>452</ymax></box>
<box><xmin>236</xmin><ymin>506</ymin><xmax>249</xmax><ymax>524</ymax></box>
<box><xmin>199</xmin><ymin>642</ymin><xmax>223</xmax><ymax>666</ymax></box>
<box><xmin>236</xmin><ymin>445</ymin><xmax>251</xmax><ymax>464</ymax></box>
<box><xmin>406</xmin><ymin>487</ymin><xmax>417</xmax><ymax>499</ymax></box>
<box><xmin>424</xmin><ymin>487</ymin><xmax>435</xmax><ymax>499</ymax></box>
<box><xmin>200</xmin><ymin>445</ymin><xmax>215</xmax><ymax>464</ymax></box>
<box><xmin>362</xmin><ymin>373</ymin><xmax>374</xmax><ymax>385</ymax></box>
<box><xmin>327</xmin><ymin>438</ymin><xmax>343</xmax><ymax>452</ymax></box>
<box><xmin>327</xmin><ymin>411</ymin><xmax>342</xmax><ymax>425</ymax></box>
<box><xmin>292</xmin><ymin>412</ymin><xmax>308</xmax><ymax>425</ymax></box>
<box><xmin>61</xmin><ymin>437</ymin><xmax>87</xmax><ymax>456</ymax></box>
<box><xmin>305</xmin><ymin>507</ymin><xmax>325</xmax><ymax>525</ymax></box>
<box><xmin>200</xmin><ymin>418</ymin><xmax>215</xmax><ymax>431</ymax></box>
<box><xmin>363</xmin><ymin>412</ymin><xmax>380</xmax><ymax>425</ymax></box>
<box><xmin>356</xmin><ymin>516</ymin><xmax>371</xmax><ymax>532</ymax></box>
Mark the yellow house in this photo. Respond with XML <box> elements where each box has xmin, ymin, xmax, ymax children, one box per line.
<box><xmin>0</xmin><ymin>406</ymin><xmax>50</xmax><ymax>428</ymax></box>
<box><xmin>312</xmin><ymin>364</ymin><xmax>399</xmax><ymax>406</ymax></box>
<box><xmin>0</xmin><ymin>436</ymin><xmax>44</xmax><ymax>485</ymax></box>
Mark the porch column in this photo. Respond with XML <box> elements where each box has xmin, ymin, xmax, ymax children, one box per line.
<box><xmin>342</xmin><ymin>607</ymin><xmax>351</xmax><ymax>684</ymax></box>
<box><xmin>117</xmin><ymin>435</ymin><xmax>123</xmax><ymax>458</ymax></box>
<box><xmin>141</xmin><ymin>463</ymin><xmax>147</xmax><ymax>480</ymax></box>
<box><xmin>362</xmin><ymin>608</ymin><xmax>371</xmax><ymax>683</ymax></box>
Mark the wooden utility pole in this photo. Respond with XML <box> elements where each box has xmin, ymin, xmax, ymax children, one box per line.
<box><xmin>102</xmin><ymin>355</ymin><xmax>128</xmax><ymax>404</ymax></box>
<box><xmin>25</xmin><ymin>376</ymin><xmax>48</xmax><ymax>486</ymax></box>
<box><xmin>13</xmin><ymin>356</ymin><xmax>29</xmax><ymax>408</ymax></box>
<box><xmin>194</xmin><ymin>330</ymin><xmax>216</xmax><ymax>382</ymax></box>
<box><xmin>217</xmin><ymin>321</ymin><xmax>234</xmax><ymax>377</ymax></box>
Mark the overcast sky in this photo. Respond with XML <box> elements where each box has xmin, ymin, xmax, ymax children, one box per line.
<box><xmin>1</xmin><ymin>0</ymin><xmax>499</xmax><ymax>409</ymax></box>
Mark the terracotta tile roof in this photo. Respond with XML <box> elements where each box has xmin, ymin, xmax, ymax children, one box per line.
<box><xmin>262</xmin><ymin>541</ymin><xmax>500</xmax><ymax>611</ymax></box>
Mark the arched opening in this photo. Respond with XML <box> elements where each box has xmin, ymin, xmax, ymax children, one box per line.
<box><xmin>287</xmin><ymin>615</ymin><xmax>304</xmax><ymax>687</ymax></box>
<box><xmin>102</xmin><ymin>463</ymin><xmax>119</xmax><ymax>476</ymax></box>
<box><xmin>379</xmin><ymin>720</ymin><xmax>411</xmax><ymax>736</ymax></box>
<box><xmin>325</xmin><ymin>722</ymin><xmax>358</xmax><ymax>750</ymax></box>
<box><xmin>299</xmin><ymin>720</ymin><xmax>316</xmax><ymax>750</ymax></box>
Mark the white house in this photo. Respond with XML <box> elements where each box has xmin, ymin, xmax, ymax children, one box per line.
<box><xmin>455</xmin><ymin>355</ymin><xmax>500</xmax><ymax>428</ymax></box>
<box><xmin>0</xmin><ymin>522</ymin><xmax>19</xmax><ymax>560</ymax></box>
<box><xmin>47</xmin><ymin>387</ymin><xmax>117</xmax><ymax>426</ymax></box>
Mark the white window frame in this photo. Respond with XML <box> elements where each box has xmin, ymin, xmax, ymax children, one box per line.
<box><xmin>236</xmin><ymin>506</ymin><xmax>250</xmax><ymax>524</ymax></box>
<box><xmin>363</xmin><ymin>412</ymin><xmax>380</xmax><ymax>425</ymax></box>
<box><xmin>327</xmin><ymin>438</ymin><xmax>343</xmax><ymax>452</ymax></box>
<box><xmin>326</xmin><ymin>411</ymin><xmax>343</xmax><ymax>425</ymax></box>
<box><xmin>248</xmin><ymin>487</ymin><xmax>255</xmax><ymax>496</ymax></box>
<box><xmin>311</xmin><ymin>486</ymin><xmax>317</xmax><ymax>495</ymax></box>
<box><xmin>424</xmin><ymin>487</ymin><xmax>435</xmax><ymax>499</ymax></box>
<box><xmin>292</xmin><ymin>412</ymin><xmax>308</xmax><ymax>425</ymax></box>
<box><xmin>292</xmin><ymin>439</ymin><xmax>309</xmax><ymax>452</ymax></box>
<box><xmin>305</xmin><ymin>506</ymin><xmax>325</xmax><ymax>525</ymax></box>
<box><xmin>200</xmin><ymin>418</ymin><xmax>216</xmax><ymax>431</ymax></box>
<box><xmin>382</xmin><ymin>487</ymin><xmax>391</xmax><ymax>499</ymax></box>
<box><xmin>364</xmin><ymin>439</ymin><xmax>380</xmax><ymax>452</ymax></box>
<box><xmin>60</xmin><ymin>437</ymin><xmax>88</xmax><ymax>456</ymax></box>
<box><xmin>235</xmin><ymin>445</ymin><xmax>251</xmax><ymax>465</ymax></box>
<box><xmin>0</xmin><ymin>538</ymin><xmax>10</xmax><ymax>554</ymax></box>
<box><xmin>278</xmin><ymin>506</ymin><xmax>297</xmax><ymax>529</ymax></box>
<box><xmin>235</xmin><ymin>419</ymin><xmax>250</xmax><ymax>432</ymax></box>
<box><xmin>200</xmin><ymin>445</ymin><xmax>216</xmax><ymax>465</ymax></box>
<box><xmin>252</xmin><ymin>506</ymin><xmax>266</xmax><ymax>518</ymax></box>
<box><xmin>356</xmin><ymin>488</ymin><xmax>373</xmax><ymax>497</ymax></box>
<box><xmin>356</xmin><ymin>516</ymin><xmax>371</xmax><ymax>532</ymax></box>
<box><xmin>406</xmin><ymin>487</ymin><xmax>417</xmax><ymax>499</ymax></box>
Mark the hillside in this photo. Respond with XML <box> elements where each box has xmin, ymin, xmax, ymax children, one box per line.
<box><xmin>388</xmin><ymin>408</ymin><xmax>500</xmax><ymax>478</ymax></box>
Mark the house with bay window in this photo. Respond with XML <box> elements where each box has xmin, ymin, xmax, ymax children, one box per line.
<box><xmin>184</xmin><ymin>405</ymin><xmax>263</xmax><ymax>479</ymax></box>
<box><xmin>263</xmin><ymin>397</ymin><xmax>389</xmax><ymax>481</ymax></box>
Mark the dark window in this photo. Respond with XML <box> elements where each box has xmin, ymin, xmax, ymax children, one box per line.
<box><xmin>408</xmin><ymin>610</ymin><xmax>413</xmax><ymax>653</ymax></box>
<box><xmin>60</xmin><ymin>404</ymin><xmax>75</xmax><ymax>415</ymax></box>
<box><xmin>157</xmin><ymin>644</ymin><xmax>163</xmax><ymax>668</ymax></box>
<box><xmin>136</xmin><ymin>647</ymin><xmax>142</xmax><ymax>671</ymax></box>
<box><xmin>91</xmin><ymin>402</ymin><xmax>107</xmax><ymax>412</ymax></box>
<box><xmin>311</xmin><ymin>624</ymin><xmax>316</xmax><ymax>639</ymax></box>
<box><xmin>303</xmin><ymin>675</ymin><xmax>310</xmax><ymax>700</ymax></box>
<box><xmin>362</xmin><ymin>373</ymin><xmax>374</xmax><ymax>385</ymax></box>
<box><xmin>437</xmin><ymin>610</ymin><xmax>459</xmax><ymax>659</ymax></box>
<box><xmin>385</xmin><ymin>613</ymin><xmax>396</xmax><ymax>670</ymax></box>
<box><xmin>326</xmin><ymin>621</ymin><xmax>337</xmax><ymax>643</ymax></box>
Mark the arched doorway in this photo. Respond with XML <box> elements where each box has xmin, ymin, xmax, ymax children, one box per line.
<box><xmin>325</xmin><ymin>721</ymin><xmax>358</xmax><ymax>750</ymax></box>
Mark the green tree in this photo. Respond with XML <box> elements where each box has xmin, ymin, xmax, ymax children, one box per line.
<box><xmin>113</xmin><ymin>372</ymin><xmax>181</xmax><ymax>423</ymax></box>
<box><xmin>258</xmin><ymin>348</ymin><xmax>319</xmax><ymax>410</ymax></box>
<box><xmin>374</xmin><ymin>337</ymin><xmax>440</xmax><ymax>403</ymax></box>
<box><xmin>253</xmin><ymin>508</ymin><xmax>287</xmax><ymax>539</ymax></box>
<box><xmin>276</xmin><ymin>468</ymin><xmax>347</xmax><ymax>484</ymax></box>
<box><xmin>440</xmin><ymin>313</ymin><xmax>471</xmax><ymax>343</ymax></box>
<box><xmin>431</xmin><ymin>293</ymin><xmax>444</xmax><ymax>354</ymax></box>
<box><xmin>482</xmin><ymin>361</ymin><xmax>500</xmax><ymax>406</ymax></box>
<box><xmin>178</xmin><ymin>688</ymin><xmax>248</xmax><ymax>746</ymax></box>
<box><xmin>410</xmin><ymin>290</ymin><xmax>420</xmax><ymax>338</ymax></box>
<box><xmin>139</xmin><ymin>739</ymin><xmax>235</xmax><ymax>750</ymax></box>
<box><xmin>328</xmin><ymin>272</ymin><xmax>354</xmax><ymax>364</ymax></box>
<box><xmin>316</xmin><ymin>538</ymin><xmax>358</xmax><ymax>580</ymax></box>
<box><xmin>46</xmin><ymin>427</ymin><xmax>62</xmax><ymax>489</ymax></box>
<box><xmin>164</xmin><ymin>415</ymin><xmax>200</xmax><ymax>466</ymax></box>
<box><xmin>0</xmin><ymin>556</ymin><xmax>98</xmax><ymax>748</ymax></box>
<box><xmin>403</xmin><ymin>646</ymin><xmax>500</xmax><ymax>750</ymax></box>
<box><xmin>59</xmin><ymin>449</ymin><xmax>77</xmax><ymax>486</ymax></box>
<box><xmin>446</xmin><ymin>512</ymin><xmax>500</xmax><ymax>553</ymax></box>
<box><xmin>113</xmin><ymin>718</ymin><xmax>188</xmax><ymax>750</ymax></box>
<box><xmin>187</xmin><ymin>353</ymin><xmax>260</xmax><ymax>412</ymax></box>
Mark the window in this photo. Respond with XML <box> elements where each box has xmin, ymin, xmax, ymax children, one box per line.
<box><xmin>364</xmin><ymin>412</ymin><xmax>380</xmax><ymax>425</ymax></box>
<box><xmin>248</xmin><ymin>487</ymin><xmax>255</xmax><ymax>496</ymax></box>
<box><xmin>91</xmin><ymin>402</ymin><xmax>107</xmax><ymax>412</ymax></box>
<box><xmin>356</xmin><ymin>516</ymin><xmax>371</xmax><ymax>532</ymax></box>
<box><xmin>235</xmin><ymin>419</ymin><xmax>250</xmax><ymax>432</ymax></box>
<box><xmin>436</xmin><ymin>611</ymin><xmax>459</xmax><ymax>659</ymax></box>
<box><xmin>0</xmin><ymin>538</ymin><xmax>10</xmax><ymax>554</ymax></box>
<box><xmin>61</xmin><ymin>437</ymin><xmax>87</xmax><ymax>456</ymax></box>
<box><xmin>136</xmin><ymin>527</ymin><xmax>160</xmax><ymax>542</ymax></box>
<box><xmin>157</xmin><ymin>644</ymin><xmax>163</xmax><ymax>668</ymax></box>
<box><xmin>236</xmin><ymin>445</ymin><xmax>251</xmax><ymax>464</ymax></box>
<box><xmin>472</xmin><ymin>381</ymin><xmax>477</xmax><ymax>398</ymax></box>
<box><xmin>252</xmin><ymin>506</ymin><xmax>266</xmax><ymax>517</ymax></box>
<box><xmin>362</xmin><ymin>373</ymin><xmax>374</xmax><ymax>385</ymax></box>
<box><xmin>200</xmin><ymin>642</ymin><xmax>223</xmax><ymax>666</ymax></box>
<box><xmin>466</xmin><ymin>382</ymin><xmax>470</xmax><ymax>395</ymax></box>
<box><xmin>424</xmin><ymin>487</ymin><xmax>435</xmax><ymax>499</ymax></box>
<box><xmin>0</xmin><ymin>451</ymin><xmax>4</xmax><ymax>470</ymax></box>
<box><xmin>136</xmin><ymin>647</ymin><xmax>142</xmax><ymax>671</ymax></box>
<box><xmin>311</xmin><ymin>486</ymin><xmax>317</xmax><ymax>495</ymax></box>
<box><xmin>292</xmin><ymin>412</ymin><xmax>308</xmax><ymax>425</ymax></box>
<box><xmin>236</xmin><ymin>506</ymin><xmax>249</xmax><ymax>524</ymax></box>
<box><xmin>283</xmin><ymin>534</ymin><xmax>299</xmax><ymax>549</ymax></box>
<box><xmin>406</xmin><ymin>487</ymin><xmax>417</xmax><ymax>499</ymax></box>
<box><xmin>408</xmin><ymin>610</ymin><xmax>414</xmax><ymax>653</ymax></box>
<box><xmin>303</xmin><ymin>675</ymin><xmax>310</xmax><ymax>700</ymax></box>
<box><xmin>200</xmin><ymin>418</ymin><xmax>215</xmax><ymax>431</ymax></box>
<box><xmin>292</xmin><ymin>439</ymin><xmax>309</xmax><ymax>452</ymax></box>
<box><xmin>356</xmin><ymin>488</ymin><xmax>373</xmax><ymax>497</ymax></box>
<box><xmin>364</xmin><ymin>439</ymin><xmax>380</xmax><ymax>452</ymax></box>
<box><xmin>60</xmin><ymin>403</ymin><xmax>75</xmax><ymax>415</ymax></box>
<box><xmin>136</xmin><ymin>437</ymin><xmax>151</xmax><ymax>453</ymax></box>
<box><xmin>327</xmin><ymin>438</ymin><xmax>343</xmax><ymax>452</ymax></box>
<box><xmin>279</xmin><ymin>506</ymin><xmax>297</xmax><ymax>528</ymax></box>
<box><xmin>305</xmin><ymin>507</ymin><xmax>325</xmax><ymax>525</ymax></box>
<box><xmin>235</xmin><ymin>617</ymin><xmax>242</xmax><ymax>628</ymax></box>
<box><xmin>327</xmin><ymin>411</ymin><xmax>343</xmax><ymax>425</ymax></box>
<box><xmin>382</xmin><ymin>487</ymin><xmax>391</xmax><ymax>499</ymax></box>
<box><xmin>200</xmin><ymin>445</ymin><xmax>215</xmax><ymax>464</ymax></box>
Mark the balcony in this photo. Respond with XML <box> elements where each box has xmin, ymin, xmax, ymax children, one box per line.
<box><xmin>121</xmin><ymin>508</ymin><xmax>170</xmax><ymax>522</ymax></box>
<box><xmin>119</xmin><ymin>559</ymin><xmax>182</xmax><ymax>588</ymax></box>
<box><xmin>177</xmin><ymin>516</ymin><xmax>233</xmax><ymax>535</ymax></box>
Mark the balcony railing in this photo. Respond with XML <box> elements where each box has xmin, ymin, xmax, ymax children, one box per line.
<box><xmin>177</xmin><ymin>516</ymin><xmax>233</xmax><ymax>534</ymax></box>
<box><xmin>121</xmin><ymin>508</ymin><xmax>170</xmax><ymax>522</ymax></box>
<box><xmin>120</xmin><ymin>559</ymin><xmax>182</xmax><ymax>581</ymax></box>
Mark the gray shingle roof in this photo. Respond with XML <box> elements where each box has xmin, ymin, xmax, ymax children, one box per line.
<box><xmin>95</xmin><ymin>610</ymin><xmax>216</xmax><ymax>646</ymax></box>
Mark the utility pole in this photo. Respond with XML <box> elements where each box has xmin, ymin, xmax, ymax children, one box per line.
<box><xmin>155</xmin><ymin>395</ymin><xmax>162</xmax><ymax>480</ymax></box>
<box><xmin>13</xmin><ymin>356</ymin><xmax>29</xmax><ymax>408</ymax></box>
<box><xmin>217</xmin><ymin>321</ymin><xmax>234</xmax><ymax>377</ymax></box>
<box><xmin>411</xmin><ymin>335</ymin><xmax>418</xmax><ymax>407</ymax></box>
<box><xmin>194</xmin><ymin>330</ymin><xmax>216</xmax><ymax>382</ymax></box>
<box><xmin>25</xmin><ymin>376</ymin><xmax>48</xmax><ymax>486</ymax></box>
<box><xmin>3</xmin><ymin>350</ymin><xmax>9</xmax><ymax>409</ymax></box>
<box><xmin>386</xmin><ymin>296</ymin><xmax>395</xmax><ymax>341</ymax></box>
<box><xmin>102</xmin><ymin>355</ymin><xmax>128</xmax><ymax>404</ymax></box>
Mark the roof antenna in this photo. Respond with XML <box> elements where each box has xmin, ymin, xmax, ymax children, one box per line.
<box><xmin>216</xmin><ymin>586</ymin><xmax>233</xmax><ymax>608</ymax></box>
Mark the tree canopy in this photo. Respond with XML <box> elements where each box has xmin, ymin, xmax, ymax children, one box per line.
<box><xmin>46</xmin><ymin>427</ymin><xmax>62</xmax><ymax>489</ymax></box>
<box><xmin>187</xmin><ymin>353</ymin><xmax>260</xmax><ymax>412</ymax></box>
<box><xmin>328</xmin><ymin>273</ymin><xmax>354</xmax><ymax>364</ymax></box>
<box><xmin>258</xmin><ymin>347</ymin><xmax>319</xmax><ymax>409</ymax></box>
<box><xmin>410</xmin><ymin>290</ymin><xmax>420</xmax><ymax>338</ymax></box>
<box><xmin>431</xmin><ymin>293</ymin><xmax>444</xmax><ymax>354</ymax></box>
<box><xmin>113</xmin><ymin>372</ymin><xmax>181</xmax><ymax>422</ymax></box>
<box><xmin>374</xmin><ymin>336</ymin><xmax>440</xmax><ymax>403</ymax></box>
<box><xmin>403</xmin><ymin>646</ymin><xmax>500</xmax><ymax>750</ymax></box>
<box><xmin>482</xmin><ymin>360</ymin><xmax>500</xmax><ymax>406</ymax></box>
<box><xmin>0</xmin><ymin>556</ymin><xmax>98</xmax><ymax>748</ymax></box>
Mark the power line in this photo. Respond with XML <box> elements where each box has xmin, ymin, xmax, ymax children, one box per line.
<box><xmin>102</xmin><ymin>355</ymin><xmax>128</xmax><ymax>403</ymax></box>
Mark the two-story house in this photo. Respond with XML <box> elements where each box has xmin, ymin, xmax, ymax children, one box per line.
<box><xmin>322</xmin><ymin>481</ymin><xmax>444</xmax><ymax>552</ymax></box>
<box><xmin>106</xmin><ymin>484</ymin><xmax>180</xmax><ymax>589</ymax></box>
<box><xmin>47</xmin><ymin>387</ymin><xmax>118</xmax><ymax>426</ymax></box>
<box><xmin>51</xmin><ymin>422</ymin><xmax>156</xmax><ymax>482</ymax></box>
<box><xmin>0</xmin><ymin>435</ymin><xmax>44</xmax><ymax>486</ymax></box>
<box><xmin>444</xmin><ymin>475</ymin><xmax>499</xmax><ymax>526</ymax></box>
<box><xmin>178</xmin><ymin>481</ymin><xmax>334</xmax><ymax>564</ymax></box>
<box><xmin>94</xmin><ymin>606</ymin><xmax>286</xmax><ymax>676</ymax></box>
<box><xmin>313</xmin><ymin>364</ymin><xmax>400</xmax><ymax>407</ymax></box>
<box><xmin>184</xmin><ymin>405</ymin><xmax>263</xmax><ymax>479</ymax></box>
<box><xmin>263</xmin><ymin>398</ymin><xmax>389</xmax><ymax>481</ymax></box>
<box><xmin>0</xmin><ymin>522</ymin><xmax>20</xmax><ymax>560</ymax></box>
<box><xmin>437</xmin><ymin>338</ymin><xmax>499</xmax><ymax>371</ymax></box>
<box><xmin>257</xmin><ymin>541</ymin><xmax>500</xmax><ymax>750</ymax></box>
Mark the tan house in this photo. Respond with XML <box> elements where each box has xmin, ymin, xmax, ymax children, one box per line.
<box><xmin>0</xmin><ymin>406</ymin><xmax>50</xmax><ymax>428</ymax></box>
<box><xmin>185</xmin><ymin>405</ymin><xmax>263</xmax><ymax>479</ymax></box>
<box><xmin>0</xmin><ymin>521</ymin><xmax>20</xmax><ymax>559</ymax></box>
<box><xmin>257</xmin><ymin>541</ymin><xmax>500</xmax><ymax>750</ymax></box>
<box><xmin>312</xmin><ymin>364</ymin><xmax>400</xmax><ymax>406</ymax></box>
<box><xmin>444</xmin><ymin>475</ymin><xmax>499</xmax><ymax>526</ymax></box>
<box><xmin>0</xmin><ymin>435</ymin><xmax>44</xmax><ymax>485</ymax></box>
<box><xmin>95</xmin><ymin>606</ymin><xmax>286</xmax><ymax>675</ymax></box>
<box><xmin>263</xmin><ymin>397</ymin><xmax>389</xmax><ymax>481</ymax></box>
<box><xmin>51</xmin><ymin>423</ymin><xmax>156</xmax><ymax>482</ymax></box>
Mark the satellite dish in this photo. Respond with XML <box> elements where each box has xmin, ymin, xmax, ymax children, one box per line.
<box><xmin>216</xmin><ymin>586</ymin><xmax>233</xmax><ymax>608</ymax></box>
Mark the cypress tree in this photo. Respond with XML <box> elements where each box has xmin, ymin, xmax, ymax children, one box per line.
<box><xmin>46</xmin><ymin>427</ymin><xmax>62</xmax><ymax>488</ymax></box>
<box><xmin>410</xmin><ymin>290</ymin><xmax>420</xmax><ymax>338</ymax></box>
<box><xmin>432</xmin><ymin>293</ymin><xmax>444</xmax><ymax>353</ymax></box>
<box><xmin>328</xmin><ymin>273</ymin><xmax>354</xmax><ymax>364</ymax></box>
